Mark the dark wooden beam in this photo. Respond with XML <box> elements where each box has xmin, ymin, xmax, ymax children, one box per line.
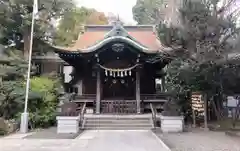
<box><xmin>96</xmin><ymin>69</ymin><xmax>101</xmax><ymax>114</ymax></box>
<box><xmin>136</xmin><ymin>69</ymin><xmax>141</xmax><ymax>114</ymax></box>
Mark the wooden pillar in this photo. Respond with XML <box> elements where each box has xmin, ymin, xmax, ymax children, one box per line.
<box><xmin>136</xmin><ymin>70</ymin><xmax>141</xmax><ymax>114</ymax></box>
<box><xmin>203</xmin><ymin>94</ymin><xmax>208</xmax><ymax>131</ymax></box>
<box><xmin>161</xmin><ymin>77</ymin><xmax>165</xmax><ymax>92</ymax></box>
<box><xmin>96</xmin><ymin>70</ymin><xmax>101</xmax><ymax>114</ymax></box>
<box><xmin>77</xmin><ymin>80</ymin><xmax>83</xmax><ymax>95</ymax></box>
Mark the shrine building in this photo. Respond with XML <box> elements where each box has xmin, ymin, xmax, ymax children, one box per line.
<box><xmin>36</xmin><ymin>22</ymin><xmax>171</xmax><ymax>114</ymax></box>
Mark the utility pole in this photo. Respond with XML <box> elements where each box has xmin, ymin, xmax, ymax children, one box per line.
<box><xmin>20</xmin><ymin>0</ymin><xmax>38</xmax><ymax>133</ymax></box>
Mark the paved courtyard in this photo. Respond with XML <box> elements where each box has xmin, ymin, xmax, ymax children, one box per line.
<box><xmin>0</xmin><ymin>130</ymin><xmax>169</xmax><ymax>151</ymax></box>
<box><xmin>156</xmin><ymin>130</ymin><xmax>240</xmax><ymax>151</ymax></box>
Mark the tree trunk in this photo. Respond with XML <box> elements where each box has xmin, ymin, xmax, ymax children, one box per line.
<box><xmin>211</xmin><ymin>97</ymin><xmax>221</xmax><ymax>120</ymax></box>
<box><xmin>23</xmin><ymin>28</ymin><xmax>31</xmax><ymax>59</ymax></box>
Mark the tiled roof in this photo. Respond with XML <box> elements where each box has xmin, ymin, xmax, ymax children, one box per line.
<box><xmin>72</xmin><ymin>31</ymin><xmax>108</xmax><ymax>50</ymax></box>
<box><xmin>55</xmin><ymin>25</ymin><xmax>163</xmax><ymax>52</ymax></box>
<box><xmin>128</xmin><ymin>31</ymin><xmax>161</xmax><ymax>50</ymax></box>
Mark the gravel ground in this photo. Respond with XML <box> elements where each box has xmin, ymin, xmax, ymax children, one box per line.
<box><xmin>155</xmin><ymin>129</ymin><xmax>240</xmax><ymax>151</ymax></box>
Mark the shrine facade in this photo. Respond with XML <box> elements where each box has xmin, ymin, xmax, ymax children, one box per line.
<box><xmin>37</xmin><ymin>22</ymin><xmax>171</xmax><ymax>114</ymax></box>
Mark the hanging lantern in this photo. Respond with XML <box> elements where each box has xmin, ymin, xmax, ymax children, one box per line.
<box><xmin>110</xmin><ymin>70</ymin><xmax>113</xmax><ymax>76</ymax></box>
<box><xmin>113</xmin><ymin>72</ymin><xmax>116</xmax><ymax>77</ymax></box>
<box><xmin>125</xmin><ymin>70</ymin><xmax>127</xmax><ymax>76</ymax></box>
<box><xmin>129</xmin><ymin>70</ymin><xmax>132</xmax><ymax>76</ymax></box>
<box><xmin>117</xmin><ymin>70</ymin><xmax>120</xmax><ymax>77</ymax></box>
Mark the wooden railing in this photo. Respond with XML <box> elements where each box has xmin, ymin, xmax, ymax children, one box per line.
<box><xmin>80</xmin><ymin>102</ymin><xmax>87</xmax><ymax>129</ymax></box>
<box><xmin>71</xmin><ymin>93</ymin><xmax>170</xmax><ymax>101</ymax></box>
<box><xmin>101</xmin><ymin>100</ymin><xmax>137</xmax><ymax>114</ymax></box>
<box><xmin>150</xmin><ymin>103</ymin><xmax>157</xmax><ymax>129</ymax></box>
<box><xmin>74</xmin><ymin>94</ymin><xmax>95</xmax><ymax>99</ymax></box>
<box><xmin>73</xmin><ymin>94</ymin><xmax>95</xmax><ymax>103</ymax></box>
<box><xmin>141</xmin><ymin>93</ymin><xmax>170</xmax><ymax>100</ymax></box>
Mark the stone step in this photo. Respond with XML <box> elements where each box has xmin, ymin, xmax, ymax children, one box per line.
<box><xmin>85</xmin><ymin>123</ymin><xmax>152</xmax><ymax>126</ymax></box>
<box><xmin>82</xmin><ymin>115</ymin><xmax>153</xmax><ymax>130</ymax></box>
<box><xmin>84</xmin><ymin>123</ymin><xmax>152</xmax><ymax>126</ymax></box>
<box><xmin>85</xmin><ymin>122</ymin><xmax>151</xmax><ymax>125</ymax></box>
<box><xmin>85</xmin><ymin>119</ymin><xmax>151</xmax><ymax>123</ymax></box>
<box><xmin>84</xmin><ymin>127</ymin><xmax>152</xmax><ymax>130</ymax></box>
<box><xmin>85</xmin><ymin>117</ymin><xmax>151</xmax><ymax>120</ymax></box>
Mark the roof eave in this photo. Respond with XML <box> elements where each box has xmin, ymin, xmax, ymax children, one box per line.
<box><xmin>75</xmin><ymin>36</ymin><xmax>160</xmax><ymax>54</ymax></box>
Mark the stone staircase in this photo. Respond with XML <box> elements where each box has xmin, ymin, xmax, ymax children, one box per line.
<box><xmin>82</xmin><ymin>114</ymin><xmax>153</xmax><ymax>130</ymax></box>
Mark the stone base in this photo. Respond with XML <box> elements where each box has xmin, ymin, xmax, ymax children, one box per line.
<box><xmin>56</xmin><ymin>116</ymin><xmax>80</xmax><ymax>134</ymax></box>
<box><xmin>20</xmin><ymin>113</ymin><xmax>29</xmax><ymax>133</ymax></box>
<box><xmin>160</xmin><ymin>115</ymin><xmax>184</xmax><ymax>133</ymax></box>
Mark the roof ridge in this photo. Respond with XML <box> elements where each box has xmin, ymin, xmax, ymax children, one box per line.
<box><xmin>84</xmin><ymin>25</ymin><xmax>156</xmax><ymax>28</ymax></box>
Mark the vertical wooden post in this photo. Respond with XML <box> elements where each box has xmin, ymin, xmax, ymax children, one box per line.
<box><xmin>161</xmin><ymin>77</ymin><xmax>165</xmax><ymax>92</ymax></box>
<box><xmin>136</xmin><ymin>70</ymin><xmax>141</xmax><ymax>114</ymax></box>
<box><xmin>203</xmin><ymin>94</ymin><xmax>208</xmax><ymax>130</ymax></box>
<box><xmin>192</xmin><ymin>110</ymin><xmax>196</xmax><ymax>128</ymax></box>
<box><xmin>96</xmin><ymin>70</ymin><xmax>101</xmax><ymax>114</ymax></box>
<box><xmin>77</xmin><ymin>80</ymin><xmax>83</xmax><ymax>95</ymax></box>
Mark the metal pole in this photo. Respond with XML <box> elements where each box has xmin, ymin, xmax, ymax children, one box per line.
<box><xmin>20</xmin><ymin>9</ymin><xmax>35</xmax><ymax>133</ymax></box>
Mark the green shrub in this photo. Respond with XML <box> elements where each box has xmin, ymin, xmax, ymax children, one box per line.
<box><xmin>28</xmin><ymin>76</ymin><xmax>61</xmax><ymax>128</ymax></box>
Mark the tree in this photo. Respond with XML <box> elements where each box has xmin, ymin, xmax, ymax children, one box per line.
<box><xmin>132</xmin><ymin>0</ymin><xmax>164</xmax><ymax>24</ymax></box>
<box><xmin>0</xmin><ymin>0</ymin><xmax>75</xmax><ymax>57</ymax></box>
<box><xmin>53</xmin><ymin>7</ymin><xmax>108</xmax><ymax>46</ymax></box>
<box><xmin>158</xmin><ymin>0</ymin><xmax>240</xmax><ymax>121</ymax></box>
<box><xmin>0</xmin><ymin>48</ymin><xmax>62</xmax><ymax>128</ymax></box>
<box><xmin>86</xmin><ymin>9</ymin><xmax>109</xmax><ymax>25</ymax></box>
<box><xmin>0</xmin><ymin>49</ymin><xmax>40</xmax><ymax>119</ymax></box>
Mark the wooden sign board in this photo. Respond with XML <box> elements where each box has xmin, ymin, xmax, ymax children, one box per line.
<box><xmin>191</xmin><ymin>92</ymin><xmax>204</xmax><ymax>116</ymax></box>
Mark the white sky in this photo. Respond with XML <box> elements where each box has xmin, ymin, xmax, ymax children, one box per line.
<box><xmin>77</xmin><ymin>0</ymin><xmax>137</xmax><ymax>24</ymax></box>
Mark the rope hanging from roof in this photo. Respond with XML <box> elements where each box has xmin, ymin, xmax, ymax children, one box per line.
<box><xmin>98</xmin><ymin>64</ymin><xmax>139</xmax><ymax>77</ymax></box>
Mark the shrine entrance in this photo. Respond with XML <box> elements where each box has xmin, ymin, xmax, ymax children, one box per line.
<box><xmin>101</xmin><ymin>73</ymin><xmax>137</xmax><ymax>114</ymax></box>
<box><xmin>103</xmin><ymin>76</ymin><xmax>135</xmax><ymax>100</ymax></box>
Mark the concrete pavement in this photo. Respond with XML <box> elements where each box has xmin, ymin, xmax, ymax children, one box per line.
<box><xmin>0</xmin><ymin>130</ymin><xmax>170</xmax><ymax>151</ymax></box>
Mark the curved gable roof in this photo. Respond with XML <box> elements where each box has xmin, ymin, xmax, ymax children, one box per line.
<box><xmin>54</xmin><ymin>23</ymin><xmax>168</xmax><ymax>53</ymax></box>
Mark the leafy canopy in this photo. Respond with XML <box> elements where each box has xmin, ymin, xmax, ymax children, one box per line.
<box><xmin>161</xmin><ymin>0</ymin><xmax>240</xmax><ymax>97</ymax></box>
<box><xmin>53</xmin><ymin>7</ymin><xmax>108</xmax><ymax>46</ymax></box>
<box><xmin>132</xmin><ymin>0</ymin><xmax>164</xmax><ymax>24</ymax></box>
<box><xmin>0</xmin><ymin>0</ymin><xmax>75</xmax><ymax>50</ymax></box>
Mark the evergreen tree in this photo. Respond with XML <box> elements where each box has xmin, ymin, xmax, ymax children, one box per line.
<box><xmin>0</xmin><ymin>0</ymin><xmax>75</xmax><ymax>55</ymax></box>
<box><xmin>0</xmin><ymin>49</ymin><xmax>40</xmax><ymax>119</ymax></box>
<box><xmin>158</xmin><ymin>0</ymin><xmax>240</xmax><ymax>120</ymax></box>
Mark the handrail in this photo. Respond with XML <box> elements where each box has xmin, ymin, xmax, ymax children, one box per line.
<box><xmin>79</xmin><ymin>102</ymin><xmax>87</xmax><ymax>129</ymax></box>
<box><xmin>141</xmin><ymin>93</ymin><xmax>170</xmax><ymax>100</ymax></box>
<box><xmin>150</xmin><ymin>103</ymin><xmax>157</xmax><ymax>129</ymax></box>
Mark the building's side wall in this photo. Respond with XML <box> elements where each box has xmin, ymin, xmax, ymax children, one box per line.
<box><xmin>140</xmin><ymin>75</ymin><xmax>156</xmax><ymax>94</ymax></box>
<box><xmin>82</xmin><ymin>75</ymin><xmax>97</xmax><ymax>95</ymax></box>
<box><xmin>41</xmin><ymin>62</ymin><xmax>60</xmax><ymax>74</ymax></box>
<box><xmin>140</xmin><ymin>66</ymin><xmax>156</xmax><ymax>94</ymax></box>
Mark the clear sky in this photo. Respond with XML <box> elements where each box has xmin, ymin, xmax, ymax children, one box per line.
<box><xmin>77</xmin><ymin>0</ymin><xmax>137</xmax><ymax>24</ymax></box>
